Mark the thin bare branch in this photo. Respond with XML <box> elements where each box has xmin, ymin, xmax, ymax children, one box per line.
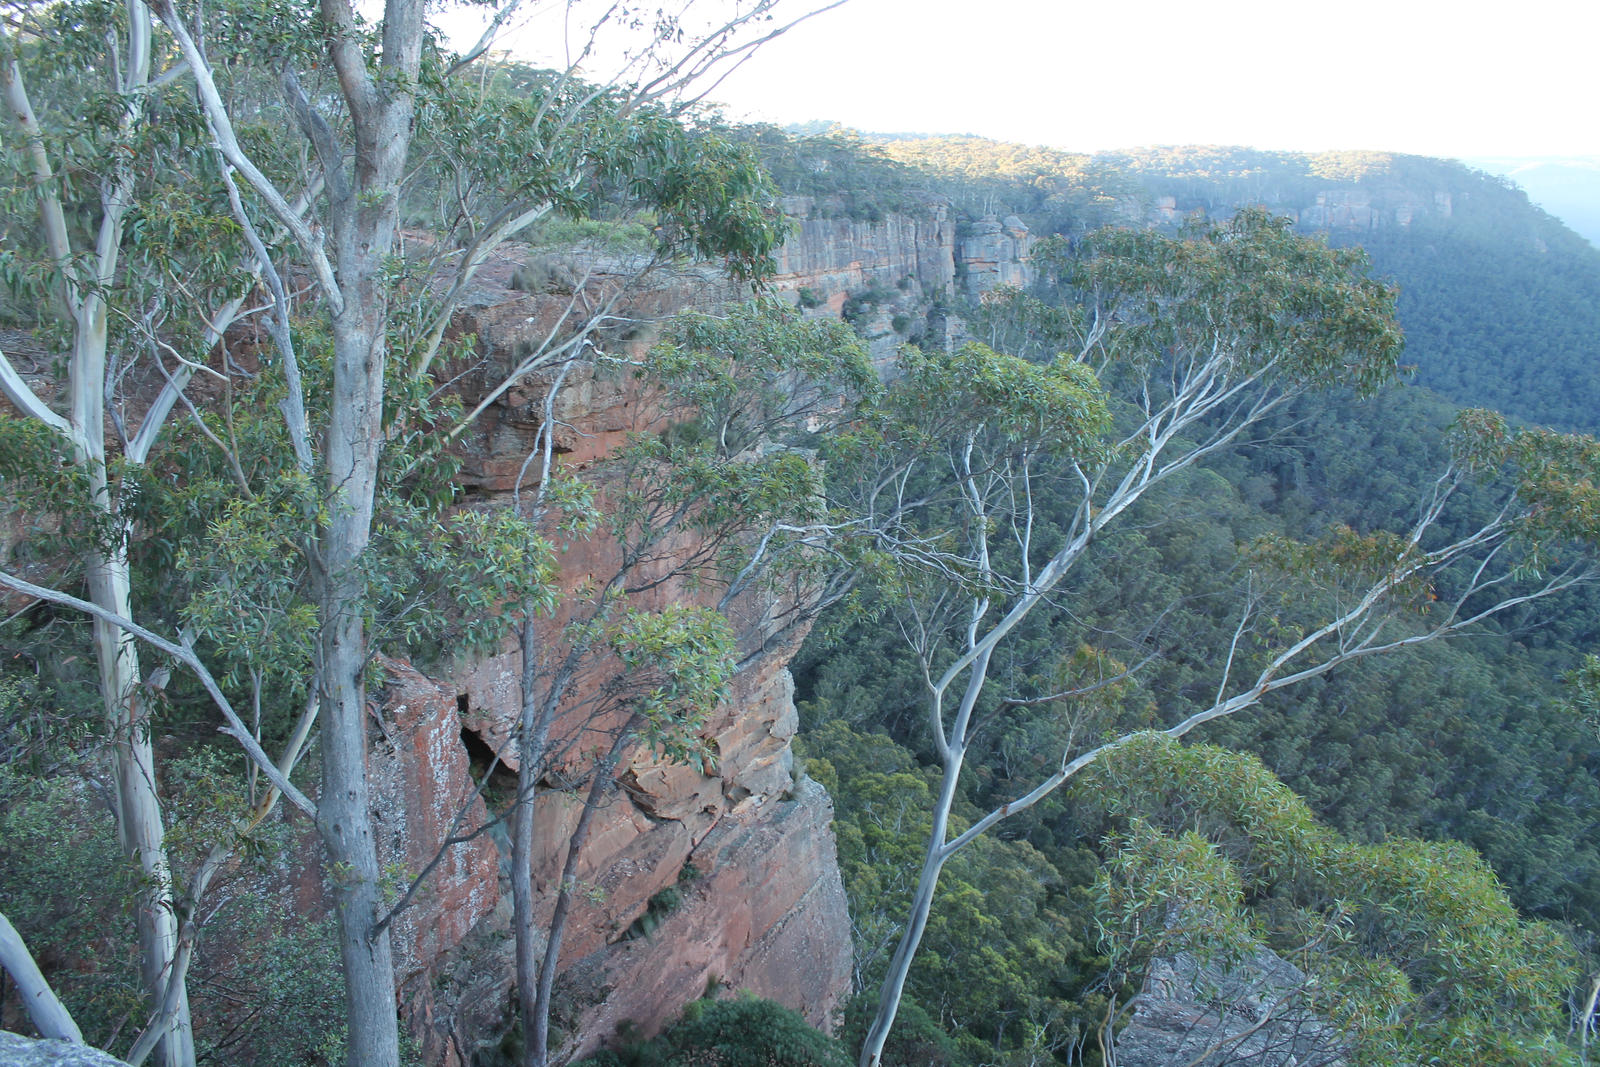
<box><xmin>0</xmin><ymin>569</ymin><xmax>317</xmax><ymax>818</ymax></box>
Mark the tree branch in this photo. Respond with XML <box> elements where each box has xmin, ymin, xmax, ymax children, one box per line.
<box><xmin>0</xmin><ymin>349</ymin><xmax>69</xmax><ymax>433</ymax></box>
<box><xmin>147</xmin><ymin>0</ymin><xmax>345</xmax><ymax>315</ymax></box>
<box><xmin>0</xmin><ymin>41</ymin><xmax>76</xmax><ymax>319</ymax></box>
<box><xmin>0</xmin><ymin>569</ymin><xmax>317</xmax><ymax>817</ymax></box>
<box><xmin>0</xmin><ymin>910</ymin><xmax>84</xmax><ymax>1044</ymax></box>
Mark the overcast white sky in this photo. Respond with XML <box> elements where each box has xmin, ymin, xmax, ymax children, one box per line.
<box><xmin>443</xmin><ymin>0</ymin><xmax>1600</xmax><ymax>160</ymax></box>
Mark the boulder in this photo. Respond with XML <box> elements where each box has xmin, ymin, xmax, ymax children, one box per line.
<box><xmin>0</xmin><ymin>1032</ymin><xmax>129</xmax><ymax>1067</ymax></box>
<box><xmin>1113</xmin><ymin>949</ymin><xmax>1346</xmax><ymax>1067</ymax></box>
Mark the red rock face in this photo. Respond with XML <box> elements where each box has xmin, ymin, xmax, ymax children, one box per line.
<box><xmin>558</xmin><ymin>779</ymin><xmax>852</xmax><ymax>1061</ymax></box>
<box><xmin>334</xmin><ymin>260</ymin><xmax>855</xmax><ymax>1064</ymax></box>
<box><xmin>369</xmin><ymin>660</ymin><xmax>503</xmax><ymax>983</ymax></box>
<box><xmin>435</xmin><ymin>250</ymin><xmax>738</xmax><ymax>495</ymax></box>
<box><xmin>377</xmin><ymin>651</ymin><xmax>850</xmax><ymax>1065</ymax></box>
<box><xmin>268</xmin><ymin>660</ymin><xmax>503</xmax><ymax>1019</ymax></box>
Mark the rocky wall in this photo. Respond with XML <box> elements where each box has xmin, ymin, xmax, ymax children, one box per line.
<box><xmin>764</xmin><ymin>196</ymin><xmax>1033</xmax><ymax>367</ymax></box>
<box><xmin>771</xmin><ymin>195</ymin><xmax>956</xmax><ymax>311</ymax></box>
<box><xmin>311</xmin><ymin>255</ymin><xmax>855</xmax><ymax>1065</ymax></box>
<box><xmin>959</xmin><ymin>214</ymin><xmax>1034</xmax><ymax>295</ymax></box>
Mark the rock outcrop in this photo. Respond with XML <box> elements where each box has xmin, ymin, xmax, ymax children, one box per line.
<box><xmin>270</xmin><ymin>251</ymin><xmax>855</xmax><ymax>1065</ymax></box>
<box><xmin>0</xmin><ymin>1032</ymin><xmax>131</xmax><ymax>1067</ymax></box>
<box><xmin>1113</xmin><ymin>950</ymin><xmax>1345</xmax><ymax>1067</ymax></box>
<box><xmin>771</xmin><ymin>195</ymin><xmax>955</xmax><ymax>310</ymax></box>
<box><xmin>959</xmin><ymin>214</ymin><xmax>1033</xmax><ymax>295</ymax></box>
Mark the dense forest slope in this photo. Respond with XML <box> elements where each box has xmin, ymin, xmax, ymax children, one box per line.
<box><xmin>751</xmin><ymin>129</ymin><xmax>1600</xmax><ymax>1065</ymax></box>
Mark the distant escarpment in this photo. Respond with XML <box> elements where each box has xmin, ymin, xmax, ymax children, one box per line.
<box><xmin>869</xmin><ymin>135</ymin><xmax>1600</xmax><ymax>433</ymax></box>
<box><xmin>1084</xmin><ymin>148</ymin><xmax>1600</xmax><ymax>434</ymax></box>
<box><xmin>772</xmin><ymin>194</ymin><xmax>955</xmax><ymax>304</ymax></box>
<box><xmin>767</xmin><ymin>194</ymin><xmax>1032</xmax><ymax>366</ymax></box>
<box><xmin>1103</xmin><ymin>148</ymin><xmax>1482</xmax><ymax>237</ymax></box>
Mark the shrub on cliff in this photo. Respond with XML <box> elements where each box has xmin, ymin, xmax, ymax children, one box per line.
<box><xmin>577</xmin><ymin>996</ymin><xmax>851</xmax><ymax>1067</ymax></box>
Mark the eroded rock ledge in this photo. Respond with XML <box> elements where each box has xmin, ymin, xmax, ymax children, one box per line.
<box><xmin>273</xmin><ymin>249</ymin><xmax>860</xmax><ymax>1065</ymax></box>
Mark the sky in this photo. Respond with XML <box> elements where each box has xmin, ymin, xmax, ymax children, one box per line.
<box><xmin>443</xmin><ymin>0</ymin><xmax>1600</xmax><ymax>160</ymax></box>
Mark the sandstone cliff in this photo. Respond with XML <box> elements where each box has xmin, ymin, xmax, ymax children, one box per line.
<box><xmin>959</xmin><ymin>214</ymin><xmax>1033</xmax><ymax>294</ymax></box>
<box><xmin>1123</xmin><ymin>182</ymin><xmax>1459</xmax><ymax>236</ymax></box>
<box><xmin>764</xmin><ymin>195</ymin><xmax>1031</xmax><ymax>368</ymax></box>
<box><xmin>771</xmin><ymin>194</ymin><xmax>955</xmax><ymax>308</ymax></box>
<box><xmin>275</xmin><ymin>245</ymin><xmax>854</xmax><ymax>1064</ymax></box>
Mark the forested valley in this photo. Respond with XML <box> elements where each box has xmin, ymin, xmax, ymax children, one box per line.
<box><xmin>2</xmin><ymin>5</ymin><xmax>1600</xmax><ymax>1064</ymax></box>
<box><xmin>756</xmin><ymin>131</ymin><xmax>1600</xmax><ymax>1065</ymax></box>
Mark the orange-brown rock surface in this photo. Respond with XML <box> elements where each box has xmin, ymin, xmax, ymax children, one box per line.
<box><xmin>289</xmin><ymin>254</ymin><xmax>856</xmax><ymax>1065</ymax></box>
<box><xmin>364</xmin><ymin>646</ymin><xmax>849</xmax><ymax>1064</ymax></box>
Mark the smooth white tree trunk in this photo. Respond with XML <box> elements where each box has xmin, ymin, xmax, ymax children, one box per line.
<box><xmin>858</xmin><ymin>747</ymin><xmax>964</xmax><ymax>1067</ymax></box>
<box><xmin>0</xmin><ymin>910</ymin><xmax>84</xmax><ymax>1043</ymax></box>
<box><xmin>314</xmin><ymin>302</ymin><xmax>402</xmax><ymax>1067</ymax></box>
<box><xmin>87</xmin><ymin>540</ymin><xmax>194</xmax><ymax>1067</ymax></box>
<box><xmin>1</xmin><ymin>5</ymin><xmax>193</xmax><ymax>1058</ymax></box>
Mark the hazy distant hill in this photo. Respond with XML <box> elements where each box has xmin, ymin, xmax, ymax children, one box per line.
<box><xmin>1103</xmin><ymin>148</ymin><xmax>1600</xmax><ymax>434</ymax></box>
<box><xmin>1467</xmin><ymin>155</ymin><xmax>1600</xmax><ymax>247</ymax></box>
<box><xmin>872</xmin><ymin>137</ymin><xmax>1600</xmax><ymax>434</ymax></box>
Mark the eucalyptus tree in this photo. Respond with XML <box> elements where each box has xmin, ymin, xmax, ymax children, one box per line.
<box><xmin>845</xmin><ymin>211</ymin><xmax>1600</xmax><ymax>1065</ymax></box>
<box><xmin>506</xmin><ymin>300</ymin><xmax>875</xmax><ymax>1067</ymax></box>
<box><xmin>152</xmin><ymin>2</ymin><xmax>853</xmax><ymax>1063</ymax></box>
<box><xmin>1086</xmin><ymin>734</ymin><xmax>1583</xmax><ymax>1064</ymax></box>
<box><xmin>0</xmin><ymin>2</ymin><xmax>264</xmax><ymax>1059</ymax></box>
